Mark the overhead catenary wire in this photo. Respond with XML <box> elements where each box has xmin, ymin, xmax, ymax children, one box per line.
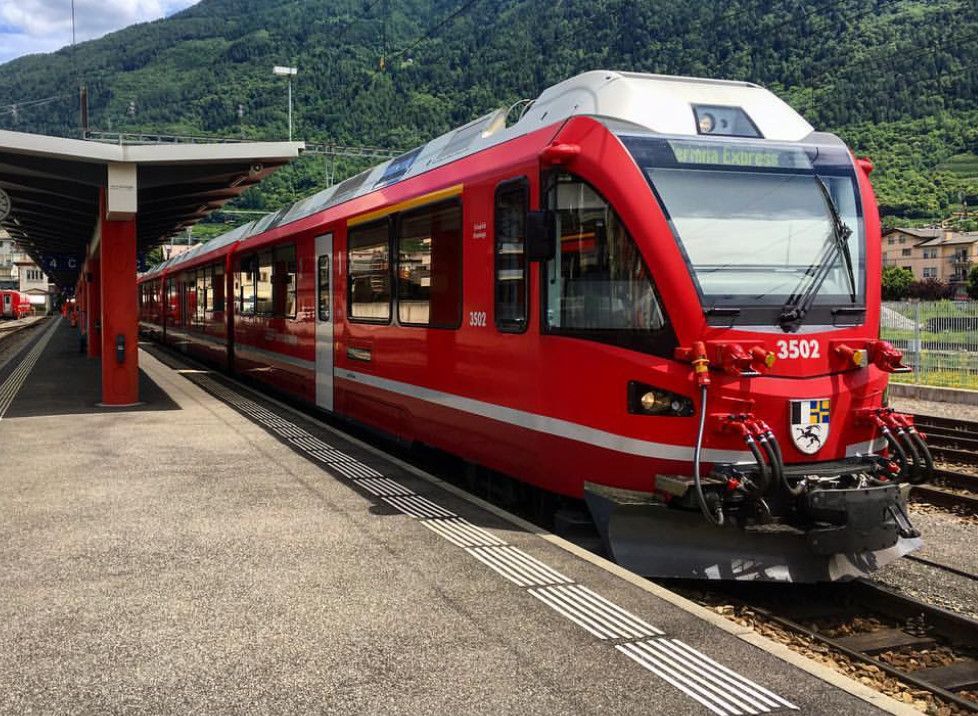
<box><xmin>386</xmin><ymin>0</ymin><xmax>483</xmax><ymax>62</ymax></box>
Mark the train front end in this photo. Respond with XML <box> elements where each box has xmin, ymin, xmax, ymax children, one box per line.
<box><xmin>541</xmin><ymin>73</ymin><xmax>933</xmax><ymax>582</ymax></box>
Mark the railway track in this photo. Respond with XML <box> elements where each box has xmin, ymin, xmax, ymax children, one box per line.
<box><xmin>674</xmin><ymin>578</ymin><xmax>978</xmax><ymax>713</ymax></box>
<box><xmin>908</xmin><ymin>414</ymin><xmax>978</xmax><ymax>513</ymax></box>
<box><xmin>0</xmin><ymin>316</ymin><xmax>44</xmax><ymax>338</ymax></box>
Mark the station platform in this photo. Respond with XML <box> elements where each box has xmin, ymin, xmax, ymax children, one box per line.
<box><xmin>0</xmin><ymin>319</ymin><xmax>911</xmax><ymax>714</ymax></box>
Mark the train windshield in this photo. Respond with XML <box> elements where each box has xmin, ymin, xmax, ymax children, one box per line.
<box><xmin>621</xmin><ymin>135</ymin><xmax>865</xmax><ymax>326</ymax></box>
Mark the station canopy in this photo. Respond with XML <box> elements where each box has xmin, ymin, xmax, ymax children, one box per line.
<box><xmin>0</xmin><ymin>130</ymin><xmax>303</xmax><ymax>287</ymax></box>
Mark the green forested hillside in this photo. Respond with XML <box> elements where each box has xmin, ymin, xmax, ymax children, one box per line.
<box><xmin>1</xmin><ymin>0</ymin><xmax>977</xmax><ymax>226</ymax></box>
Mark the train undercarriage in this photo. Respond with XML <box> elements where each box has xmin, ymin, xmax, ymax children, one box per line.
<box><xmin>586</xmin><ymin>408</ymin><xmax>934</xmax><ymax>583</ymax></box>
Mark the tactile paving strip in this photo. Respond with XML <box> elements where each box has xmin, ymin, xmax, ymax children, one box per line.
<box><xmin>184</xmin><ymin>370</ymin><xmax>798</xmax><ymax>714</ymax></box>
<box><xmin>0</xmin><ymin>318</ymin><xmax>60</xmax><ymax>420</ymax></box>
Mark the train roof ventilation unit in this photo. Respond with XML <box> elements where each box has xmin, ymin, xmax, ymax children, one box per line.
<box><xmin>374</xmin><ymin>146</ymin><xmax>424</xmax><ymax>189</ymax></box>
<box><xmin>327</xmin><ymin>169</ymin><xmax>372</xmax><ymax>206</ymax></box>
<box><xmin>436</xmin><ymin>108</ymin><xmax>508</xmax><ymax>161</ymax></box>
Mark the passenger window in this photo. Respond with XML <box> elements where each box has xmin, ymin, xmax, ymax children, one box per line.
<box><xmin>349</xmin><ymin>220</ymin><xmax>391</xmax><ymax>322</ymax></box>
<box><xmin>196</xmin><ymin>269</ymin><xmax>207</xmax><ymax>324</ymax></box>
<box><xmin>273</xmin><ymin>244</ymin><xmax>297</xmax><ymax>318</ymax></box>
<box><xmin>543</xmin><ymin>173</ymin><xmax>673</xmax><ymax>356</ymax></box>
<box><xmin>397</xmin><ymin>200</ymin><xmax>462</xmax><ymax>327</ymax></box>
<box><xmin>212</xmin><ymin>264</ymin><xmax>225</xmax><ymax>313</ymax></box>
<box><xmin>237</xmin><ymin>255</ymin><xmax>255</xmax><ymax>315</ymax></box>
<box><xmin>494</xmin><ymin>180</ymin><xmax>528</xmax><ymax>332</ymax></box>
<box><xmin>255</xmin><ymin>251</ymin><xmax>274</xmax><ymax>315</ymax></box>
<box><xmin>318</xmin><ymin>255</ymin><xmax>330</xmax><ymax>321</ymax></box>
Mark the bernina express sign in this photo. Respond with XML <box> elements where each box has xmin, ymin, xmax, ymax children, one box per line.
<box><xmin>0</xmin><ymin>187</ymin><xmax>10</xmax><ymax>223</ymax></box>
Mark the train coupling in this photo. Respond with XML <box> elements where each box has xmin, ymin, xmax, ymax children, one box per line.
<box><xmin>584</xmin><ymin>463</ymin><xmax>922</xmax><ymax>583</ymax></box>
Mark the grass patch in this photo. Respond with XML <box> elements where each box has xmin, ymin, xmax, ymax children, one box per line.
<box><xmin>937</xmin><ymin>152</ymin><xmax>978</xmax><ymax>179</ymax></box>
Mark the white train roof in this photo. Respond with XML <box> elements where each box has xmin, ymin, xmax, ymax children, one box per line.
<box><xmin>146</xmin><ymin>70</ymin><xmax>816</xmax><ymax>274</ymax></box>
<box><xmin>518</xmin><ymin>70</ymin><xmax>813</xmax><ymax>142</ymax></box>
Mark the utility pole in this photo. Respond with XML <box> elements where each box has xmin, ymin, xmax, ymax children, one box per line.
<box><xmin>272</xmin><ymin>66</ymin><xmax>298</xmax><ymax>141</ymax></box>
<box><xmin>79</xmin><ymin>86</ymin><xmax>89</xmax><ymax>137</ymax></box>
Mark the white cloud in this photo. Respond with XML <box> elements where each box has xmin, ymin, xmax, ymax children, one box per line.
<box><xmin>0</xmin><ymin>0</ymin><xmax>199</xmax><ymax>64</ymax></box>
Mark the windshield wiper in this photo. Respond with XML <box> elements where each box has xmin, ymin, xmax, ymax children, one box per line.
<box><xmin>778</xmin><ymin>175</ymin><xmax>855</xmax><ymax>332</ymax></box>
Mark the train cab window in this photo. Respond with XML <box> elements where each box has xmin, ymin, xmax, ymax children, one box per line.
<box><xmin>273</xmin><ymin>244</ymin><xmax>297</xmax><ymax>318</ymax></box>
<box><xmin>318</xmin><ymin>255</ymin><xmax>330</xmax><ymax>321</ymax></box>
<box><xmin>396</xmin><ymin>201</ymin><xmax>462</xmax><ymax>327</ymax></box>
<box><xmin>543</xmin><ymin>173</ymin><xmax>671</xmax><ymax>355</ymax></box>
<box><xmin>349</xmin><ymin>220</ymin><xmax>391</xmax><ymax>322</ymax></box>
<box><xmin>494</xmin><ymin>180</ymin><xmax>528</xmax><ymax>332</ymax></box>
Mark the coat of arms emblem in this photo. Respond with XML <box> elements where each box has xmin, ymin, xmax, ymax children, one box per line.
<box><xmin>790</xmin><ymin>399</ymin><xmax>830</xmax><ymax>455</ymax></box>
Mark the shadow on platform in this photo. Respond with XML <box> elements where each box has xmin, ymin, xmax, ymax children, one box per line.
<box><xmin>3</xmin><ymin>320</ymin><xmax>178</xmax><ymax>418</ymax></box>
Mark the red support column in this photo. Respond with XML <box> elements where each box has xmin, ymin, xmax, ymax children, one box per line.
<box><xmin>86</xmin><ymin>255</ymin><xmax>101</xmax><ymax>358</ymax></box>
<box><xmin>99</xmin><ymin>211</ymin><xmax>139</xmax><ymax>406</ymax></box>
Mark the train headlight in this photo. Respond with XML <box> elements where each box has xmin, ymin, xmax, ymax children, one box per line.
<box><xmin>640</xmin><ymin>391</ymin><xmax>667</xmax><ymax>413</ymax></box>
<box><xmin>628</xmin><ymin>381</ymin><xmax>694</xmax><ymax>417</ymax></box>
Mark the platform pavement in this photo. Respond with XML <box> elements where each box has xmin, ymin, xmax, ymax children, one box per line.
<box><xmin>0</xmin><ymin>319</ymin><xmax>910</xmax><ymax>714</ymax></box>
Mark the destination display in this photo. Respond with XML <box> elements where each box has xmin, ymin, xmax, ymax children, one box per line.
<box><xmin>667</xmin><ymin>139</ymin><xmax>812</xmax><ymax>170</ymax></box>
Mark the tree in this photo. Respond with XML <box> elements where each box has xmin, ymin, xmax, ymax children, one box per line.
<box><xmin>882</xmin><ymin>266</ymin><xmax>914</xmax><ymax>300</ymax></box>
<box><xmin>966</xmin><ymin>265</ymin><xmax>978</xmax><ymax>299</ymax></box>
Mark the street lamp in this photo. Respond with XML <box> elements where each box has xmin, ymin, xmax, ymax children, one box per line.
<box><xmin>273</xmin><ymin>65</ymin><xmax>298</xmax><ymax>141</ymax></box>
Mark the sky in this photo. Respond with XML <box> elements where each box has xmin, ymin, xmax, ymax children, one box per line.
<box><xmin>0</xmin><ymin>0</ymin><xmax>199</xmax><ymax>64</ymax></box>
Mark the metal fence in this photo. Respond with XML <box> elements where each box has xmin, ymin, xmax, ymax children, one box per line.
<box><xmin>881</xmin><ymin>300</ymin><xmax>978</xmax><ymax>389</ymax></box>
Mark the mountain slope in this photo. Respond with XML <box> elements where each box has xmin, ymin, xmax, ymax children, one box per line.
<box><xmin>1</xmin><ymin>0</ymin><xmax>977</xmax><ymax>224</ymax></box>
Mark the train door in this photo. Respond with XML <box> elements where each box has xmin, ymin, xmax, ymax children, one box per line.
<box><xmin>2</xmin><ymin>292</ymin><xmax>10</xmax><ymax>318</ymax></box>
<box><xmin>315</xmin><ymin>234</ymin><xmax>334</xmax><ymax>411</ymax></box>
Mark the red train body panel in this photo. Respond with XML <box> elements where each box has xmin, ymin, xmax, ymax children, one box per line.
<box><xmin>1</xmin><ymin>290</ymin><xmax>32</xmax><ymax>319</ymax></box>
<box><xmin>138</xmin><ymin>71</ymin><xmax>930</xmax><ymax>582</ymax></box>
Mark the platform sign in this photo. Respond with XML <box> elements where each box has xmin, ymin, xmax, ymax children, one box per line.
<box><xmin>0</xmin><ymin>187</ymin><xmax>10</xmax><ymax>222</ymax></box>
<box><xmin>40</xmin><ymin>254</ymin><xmax>81</xmax><ymax>272</ymax></box>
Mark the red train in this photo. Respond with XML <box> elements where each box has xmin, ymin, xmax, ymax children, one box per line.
<box><xmin>1</xmin><ymin>290</ymin><xmax>32</xmax><ymax>319</ymax></box>
<box><xmin>138</xmin><ymin>71</ymin><xmax>931</xmax><ymax>582</ymax></box>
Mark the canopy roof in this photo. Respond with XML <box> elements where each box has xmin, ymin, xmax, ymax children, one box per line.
<box><xmin>0</xmin><ymin>130</ymin><xmax>302</xmax><ymax>287</ymax></box>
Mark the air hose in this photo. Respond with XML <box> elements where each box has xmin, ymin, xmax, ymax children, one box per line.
<box><xmin>766</xmin><ymin>431</ymin><xmax>802</xmax><ymax>497</ymax></box>
<box><xmin>906</xmin><ymin>430</ymin><xmax>933</xmax><ymax>484</ymax></box>
<box><xmin>895</xmin><ymin>426</ymin><xmax>922</xmax><ymax>481</ymax></box>
<box><xmin>743</xmin><ymin>436</ymin><xmax>769</xmax><ymax>498</ymax></box>
<box><xmin>692</xmin><ymin>384</ymin><xmax>724</xmax><ymax>526</ymax></box>
<box><xmin>879</xmin><ymin>425</ymin><xmax>909</xmax><ymax>477</ymax></box>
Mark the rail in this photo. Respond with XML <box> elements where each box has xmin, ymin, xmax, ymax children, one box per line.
<box><xmin>908</xmin><ymin>413</ymin><xmax>978</xmax><ymax>513</ymax></box>
<box><xmin>672</xmin><ymin>578</ymin><xmax>978</xmax><ymax>712</ymax></box>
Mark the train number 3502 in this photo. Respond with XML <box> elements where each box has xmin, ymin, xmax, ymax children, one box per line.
<box><xmin>468</xmin><ymin>311</ymin><xmax>487</xmax><ymax>327</ymax></box>
<box><xmin>776</xmin><ymin>339</ymin><xmax>821</xmax><ymax>359</ymax></box>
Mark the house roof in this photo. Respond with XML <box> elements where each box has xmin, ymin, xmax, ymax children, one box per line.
<box><xmin>883</xmin><ymin>227</ymin><xmax>943</xmax><ymax>239</ymax></box>
<box><xmin>915</xmin><ymin>233</ymin><xmax>978</xmax><ymax>247</ymax></box>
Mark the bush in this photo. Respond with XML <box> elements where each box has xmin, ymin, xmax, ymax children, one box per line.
<box><xmin>967</xmin><ymin>264</ymin><xmax>978</xmax><ymax>299</ymax></box>
<box><xmin>882</xmin><ymin>266</ymin><xmax>914</xmax><ymax>300</ymax></box>
<box><xmin>907</xmin><ymin>278</ymin><xmax>956</xmax><ymax>300</ymax></box>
